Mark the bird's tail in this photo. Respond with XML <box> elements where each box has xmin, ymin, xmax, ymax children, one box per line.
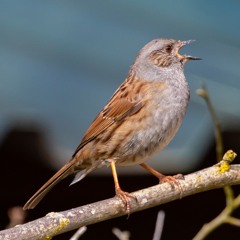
<box><xmin>23</xmin><ymin>160</ymin><xmax>76</xmax><ymax>210</ymax></box>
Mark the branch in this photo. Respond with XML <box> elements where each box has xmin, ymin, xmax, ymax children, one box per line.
<box><xmin>193</xmin><ymin>194</ymin><xmax>240</xmax><ymax>240</ymax></box>
<box><xmin>195</xmin><ymin>86</ymin><xmax>240</xmax><ymax>239</ymax></box>
<box><xmin>196</xmin><ymin>86</ymin><xmax>224</xmax><ymax>161</ymax></box>
<box><xmin>1</xmin><ymin>163</ymin><xmax>240</xmax><ymax>240</ymax></box>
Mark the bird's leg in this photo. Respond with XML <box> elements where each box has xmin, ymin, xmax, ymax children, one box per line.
<box><xmin>110</xmin><ymin>161</ymin><xmax>136</xmax><ymax>214</ymax></box>
<box><xmin>139</xmin><ymin>163</ymin><xmax>184</xmax><ymax>196</ymax></box>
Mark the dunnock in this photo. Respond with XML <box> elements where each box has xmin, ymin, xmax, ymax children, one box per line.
<box><xmin>23</xmin><ymin>38</ymin><xmax>200</xmax><ymax>212</ymax></box>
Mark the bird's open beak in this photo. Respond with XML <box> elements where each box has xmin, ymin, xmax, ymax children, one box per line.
<box><xmin>177</xmin><ymin>40</ymin><xmax>202</xmax><ymax>62</ymax></box>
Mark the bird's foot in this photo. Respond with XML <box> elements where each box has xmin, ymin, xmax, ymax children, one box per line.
<box><xmin>158</xmin><ymin>173</ymin><xmax>184</xmax><ymax>198</ymax></box>
<box><xmin>115</xmin><ymin>187</ymin><xmax>137</xmax><ymax>215</ymax></box>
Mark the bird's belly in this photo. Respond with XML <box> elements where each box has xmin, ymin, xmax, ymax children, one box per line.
<box><xmin>116</xmin><ymin>106</ymin><xmax>184</xmax><ymax>166</ymax></box>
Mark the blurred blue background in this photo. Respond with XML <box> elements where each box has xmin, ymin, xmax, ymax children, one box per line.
<box><xmin>0</xmin><ymin>1</ymin><xmax>240</xmax><ymax>173</ymax></box>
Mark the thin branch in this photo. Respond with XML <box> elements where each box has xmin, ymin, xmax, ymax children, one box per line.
<box><xmin>6</xmin><ymin>206</ymin><xmax>26</xmax><ymax>229</ymax></box>
<box><xmin>193</xmin><ymin>195</ymin><xmax>240</xmax><ymax>240</ymax></box>
<box><xmin>197</xmin><ymin>86</ymin><xmax>234</xmax><ymax>203</ymax></box>
<box><xmin>0</xmin><ymin>163</ymin><xmax>240</xmax><ymax>240</ymax></box>
<box><xmin>112</xmin><ymin>228</ymin><xmax>130</xmax><ymax>240</ymax></box>
<box><xmin>195</xmin><ymin>86</ymin><xmax>240</xmax><ymax>239</ymax></box>
<box><xmin>152</xmin><ymin>211</ymin><xmax>165</xmax><ymax>240</ymax></box>
<box><xmin>69</xmin><ymin>226</ymin><xmax>87</xmax><ymax>240</ymax></box>
<box><xmin>196</xmin><ymin>86</ymin><xmax>223</xmax><ymax>161</ymax></box>
<box><xmin>225</xmin><ymin>216</ymin><xmax>240</xmax><ymax>227</ymax></box>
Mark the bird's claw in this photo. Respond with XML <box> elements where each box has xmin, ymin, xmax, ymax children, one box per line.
<box><xmin>115</xmin><ymin>188</ymin><xmax>137</xmax><ymax>216</ymax></box>
<box><xmin>159</xmin><ymin>174</ymin><xmax>184</xmax><ymax>198</ymax></box>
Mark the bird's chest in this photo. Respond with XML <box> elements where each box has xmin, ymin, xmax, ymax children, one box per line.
<box><xmin>117</xmin><ymin>83</ymin><xmax>189</xmax><ymax>166</ymax></box>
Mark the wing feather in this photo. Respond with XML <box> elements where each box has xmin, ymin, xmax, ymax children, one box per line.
<box><xmin>72</xmin><ymin>82</ymin><xmax>143</xmax><ymax>157</ymax></box>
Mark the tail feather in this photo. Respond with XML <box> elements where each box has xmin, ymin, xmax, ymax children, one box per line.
<box><xmin>69</xmin><ymin>160</ymin><xmax>106</xmax><ymax>186</ymax></box>
<box><xmin>23</xmin><ymin>160</ymin><xmax>75</xmax><ymax>210</ymax></box>
<box><xmin>23</xmin><ymin>159</ymin><xmax>107</xmax><ymax>210</ymax></box>
<box><xmin>69</xmin><ymin>169</ymin><xmax>90</xmax><ymax>186</ymax></box>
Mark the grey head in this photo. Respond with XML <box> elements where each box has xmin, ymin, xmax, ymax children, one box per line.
<box><xmin>132</xmin><ymin>38</ymin><xmax>200</xmax><ymax>81</ymax></box>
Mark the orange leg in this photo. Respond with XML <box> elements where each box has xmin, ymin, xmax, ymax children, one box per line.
<box><xmin>140</xmin><ymin>163</ymin><xmax>166</xmax><ymax>180</ymax></box>
<box><xmin>140</xmin><ymin>163</ymin><xmax>184</xmax><ymax>196</ymax></box>
<box><xmin>110</xmin><ymin>161</ymin><xmax>136</xmax><ymax>214</ymax></box>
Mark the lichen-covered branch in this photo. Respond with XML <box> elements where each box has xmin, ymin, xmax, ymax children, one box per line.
<box><xmin>0</xmin><ymin>162</ymin><xmax>240</xmax><ymax>240</ymax></box>
<box><xmin>196</xmin><ymin>86</ymin><xmax>240</xmax><ymax>239</ymax></box>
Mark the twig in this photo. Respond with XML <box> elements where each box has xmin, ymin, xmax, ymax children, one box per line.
<box><xmin>225</xmin><ymin>216</ymin><xmax>240</xmax><ymax>227</ymax></box>
<box><xmin>195</xmin><ymin>86</ymin><xmax>240</xmax><ymax>239</ymax></box>
<box><xmin>69</xmin><ymin>226</ymin><xmax>87</xmax><ymax>240</ymax></box>
<box><xmin>0</xmin><ymin>162</ymin><xmax>240</xmax><ymax>240</ymax></box>
<box><xmin>193</xmin><ymin>195</ymin><xmax>240</xmax><ymax>240</ymax></box>
<box><xmin>6</xmin><ymin>206</ymin><xmax>27</xmax><ymax>229</ymax></box>
<box><xmin>196</xmin><ymin>85</ymin><xmax>223</xmax><ymax>161</ymax></box>
<box><xmin>112</xmin><ymin>228</ymin><xmax>130</xmax><ymax>240</ymax></box>
<box><xmin>197</xmin><ymin>86</ymin><xmax>234</xmax><ymax>202</ymax></box>
<box><xmin>152</xmin><ymin>211</ymin><xmax>165</xmax><ymax>240</ymax></box>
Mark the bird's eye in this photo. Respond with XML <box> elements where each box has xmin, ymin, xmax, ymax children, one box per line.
<box><xmin>165</xmin><ymin>45</ymin><xmax>172</xmax><ymax>53</ymax></box>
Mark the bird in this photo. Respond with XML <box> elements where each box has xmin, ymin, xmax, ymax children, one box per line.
<box><xmin>23</xmin><ymin>38</ymin><xmax>200</xmax><ymax>212</ymax></box>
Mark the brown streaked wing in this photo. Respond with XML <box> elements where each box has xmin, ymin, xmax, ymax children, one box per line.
<box><xmin>72</xmin><ymin>93</ymin><xmax>143</xmax><ymax>157</ymax></box>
